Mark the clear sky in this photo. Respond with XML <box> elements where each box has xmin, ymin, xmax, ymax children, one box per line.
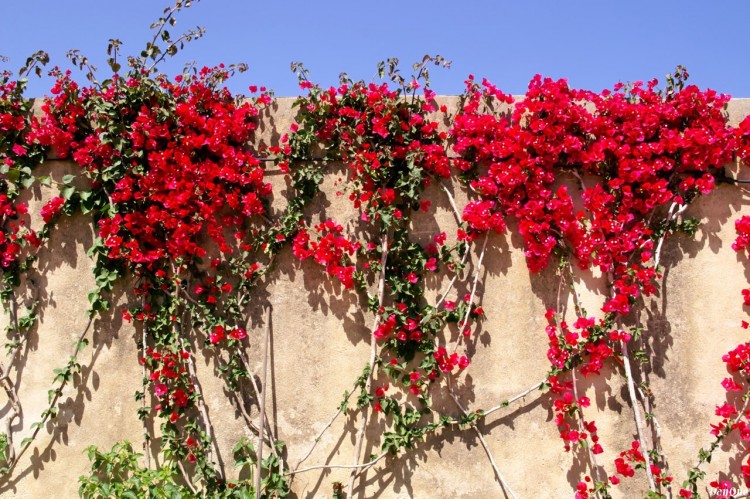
<box><xmin>1</xmin><ymin>0</ymin><xmax>749</xmax><ymax>98</ymax></box>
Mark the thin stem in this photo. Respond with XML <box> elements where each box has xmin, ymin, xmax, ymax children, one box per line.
<box><xmin>288</xmin><ymin>377</ymin><xmax>547</xmax><ymax>479</ymax></box>
<box><xmin>177</xmin><ymin>460</ymin><xmax>198</xmax><ymax>495</ymax></box>
<box><xmin>347</xmin><ymin>233</ymin><xmax>388</xmax><ymax>497</ymax></box>
<box><xmin>141</xmin><ymin>316</ymin><xmax>150</xmax><ymax>470</ymax></box>
<box><xmin>609</xmin><ymin>262</ymin><xmax>655</xmax><ymax>491</ymax></box>
<box><xmin>237</xmin><ymin>349</ymin><xmax>282</xmax><ymax>474</ymax></box>
<box><xmin>181</xmin><ymin>337</ymin><xmax>223</xmax><ymax>480</ymax></box>
<box><xmin>420</xmin><ymin>246</ymin><xmax>471</xmax><ymax>326</ymax></box>
<box><xmin>570</xmin><ymin>367</ymin><xmax>604</xmax><ymax>490</ymax></box>
<box><xmin>214</xmin><ymin>356</ymin><xmax>265</xmax><ymax>439</ymax></box>
<box><xmin>0</xmin><ymin>362</ymin><xmax>21</xmax><ymax>465</ymax></box>
<box><xmin>569</xmin><ymin>169</ymin><xmax>588</xmax><ymax>191</ymax></box>
<box><xmin>556</xmin><ymin>268</ymin><xmax>565</xmax><ymax>318</ymax></box>
<box><xmin>720</xmin><ymin>177</ymin><xmax>750</xmax><ymax>184</ymax></box>
<box><xmin>454</xmin><ymin>231</ymin><xmax>489</xmax><ymax>351</ymax></box>
<box><xmin>0</xmin><ymin>298</ymin><xmax>28</xmax><ymax>382</ymax></box>
<box><xmin>481</xmin><ymin>380</ymin><xmax>544</xmax><ymax>417</ymax></box>
<box><xmin>634</xmin><ymin>312</ymin><xmax>672</xmax><ymax>499</ymax></box>
<box><xmin>440</xmin><ymin>182</ymin><xmax>462</xmax><ymax>225</ymax></box>
<box><xmin>636</xmin><ymin>385</ymin><xmax>670</xmax><ymax>495</ymax></box>
<box><xmin>450</xmin><ymin>389</ymin><xmax>517</xmax><ymax>499</ymax></box>
<box><xmin>294</xmin><ymin>379</ymin><xmax>359</xmax><ymax>472</ymax></box>
<box><xmin>288</xmin><ymin>452</ymin><xmax>388</xmax><ymax>476</ymax></box>
<box><xmin>563</xmin><ymin>261</ymin><xmax>585</xmax><ymax>318</ymax></box>
<box><xmin>0</xmin><ymin>297</ymin><xmax>24</xmax><ymax>465</ymax></box>
<box><xmin>255</xmin><ymin>305</ymin><xmax>272</xmax><ymax>497</ymax></box>
<box><xmin>653</xmin><ymin>202</ymin><xmax>688</xmax><ymax>270</ymax></box>
<box><xmin>620</xmin><ymin>338</ymin><xmax>656</xmax><ymax>490</ymax></box>
<box><xmin>287</xmin><ymin>378</ymin><xmax>548</xmax><ymax>483</ymax></box>
<box><xmin>558</xmin><ymin>264</ymin><xmax>603</xmax><ymax>491</ymax></box>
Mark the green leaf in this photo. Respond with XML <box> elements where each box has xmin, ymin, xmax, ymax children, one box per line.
<box><xmin>77</xmin><ymin>338</ymin><xmax>89</xmax><ymax>352</ymax></box>
<box><xmin>61</xmin><ymin>185</ymin><xmax>76</xmax><ymax>200</ymax></box>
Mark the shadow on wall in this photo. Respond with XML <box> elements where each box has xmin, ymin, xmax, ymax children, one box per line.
<box><xmin>0</xmin><ymin>207</ymin><xmax>134</xmax><ymax>495</ymax></box>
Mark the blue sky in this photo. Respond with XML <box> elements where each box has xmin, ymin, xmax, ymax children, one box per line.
<box><xmin>1</xmin><ymin>0</ymin><xmax>749</xmax><ymax>98</ymax></box>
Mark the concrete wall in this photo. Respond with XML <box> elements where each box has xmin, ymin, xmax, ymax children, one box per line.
<box><xmin>1</xmin><ymin>97</ymin><xmax>749</xmax><ymax>498</ymax></box>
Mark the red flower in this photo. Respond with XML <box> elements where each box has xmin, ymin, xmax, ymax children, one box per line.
<box><xmin>230</xmin><ymin>327</ymin><xmax>247</xmax><ymax>340</ymax></box>
<box><xmin>41</xmin><ymin>197</ymin><xmax>65</xmax><ymax>224</ymax></box>
<box><xmin>210</xmin><ymin>325</ymin><xmax>225</xmax><ymax>344</ymax></box>
<box><xmin>172</xmin><ymin>388</ymin><xmax>188</xmax><ymax>408</ymax></box>
<box><xmin>154</xmin><ymin>383</ymin><xmax>168</xmax><ymax>398</ymax></box>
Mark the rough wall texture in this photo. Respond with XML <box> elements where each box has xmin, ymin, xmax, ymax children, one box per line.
<box><xmin>0</xmin><ymin>97</ymin><xmax>749</xmax><ymax>498</ymax></box>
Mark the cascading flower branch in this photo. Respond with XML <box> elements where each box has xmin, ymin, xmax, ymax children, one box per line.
<box><xmin>278</xmin><ymin>57</ymin><xmax>492</xmax><ymax>495</ymax></box>
<box><xmin>33</xmin><ymin>66</ymin><xmax>273</xmax><ymax>274</ymax></box>
<box><xmin>281</xmin><ymin>56</ymin><xmax>470</xmax><ymax>370</ymax></box>
<box><xmin>0</xmin><ymin>68</ymin><xmax>49</xmax><ymax>285</ymax></box>
<box><xmin>451</xmin><ymin>67</ymin><xmax>736</xmax><ymax>497</ymax></box>
<box><xmin>695</xmin><ymin>124</ymin><xmax>750</xmax><ymax>498</ymax></box>
<box><xmin>27</xmin><ymin>40</ymin><xmax>284</xmax><ymax>493</ymax></box>
<box><xmin>0</xmin><ymin>59</ymin><xmax>58</xmax><ymax>476</ymax></box>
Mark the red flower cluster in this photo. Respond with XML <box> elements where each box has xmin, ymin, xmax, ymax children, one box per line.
<box><xmin>34</xmin><ymin>67</ymin><xmax>272</xmax><ymax>273</ymax></box>
<box><xmin>736</xmin><ymin>115</ymin><xmax>750</xmax><ymax>165</ymax></box>
<box><xmin>546</xmin><ymin>374</ymin><xmax>601</xmax><ymax>454</ymax></box>
<box><xmin>140</xmin><ymin>348</ymin><xmax>193</xmax><ymax>424</ymax></box>
<box><xmin>454</xmin><ymin>73</ymin><xmax>738</xmax><ymax>493</ymax></box>
<box><xmin>545</xmin><ymin>312</ymin><xmax>617</xmax><ymax>376</ymax></box>
<box><xmin>452</xmin><ymin>73</ymin><xmax>734</xmax><ymax>309</ymax></box>
<box><xmin>208</xmin><ymin>324</ymin><xmax>247</xmax><ymax>345</ymax></box>
<box><xmin>28</xmin><ymin>70</ymin><xmax>85</xmax><ymax>157</ymax></box>
<box><xmin>0</xmin><ymin>195</ymin><xmax>30</xmax><ymax>268</ymax></box>
<box><xmin>614</xmin><ymin>440</ymin><xmax>645</xmax><ymax>478</ymax></box>
<box><xmin>40</xmin><ymin>196</ymin><xmax>64</xmax><ymax>224</ymax></box>
<box><xmin>282</xmin><ymin>77</ymin><xmax>450</xmax><ymax>221</ymax></box>
<box><xmin>18</xmin><ymin>56</ymin><xmax>750</xmax><ymax>495</ymax></box>
<box><xmin>292</xmin><ymin>220</ymin><xmax>360</xmax><ymax>289</ymax></box>
<box><xmin>0</xmin><ymin>72</ymin><xmax>44</xmax><ymax>269</ymax></box>
<box><xmin>0</xmin><ymin>74</ymin><xmax>35</xmax><ymax>165</ymax></box>
<box><xmin>432</xmin><ymin>345</ymin><xmax>470</xmax><ymax>373</ymax></box>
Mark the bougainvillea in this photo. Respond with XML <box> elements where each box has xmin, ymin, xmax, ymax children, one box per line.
<box><xmin>452</xmin><ymin>67</ymin><xmax>737</xmax><ymax>496</ymax></box>
<box><xmin>7</xmin><ymin>6</ymin><xmax>286</xmax><ymax>494</ymax></box>
<box><xmin>37</xmin><ymin>64</ymin><xmax>283</xmax><ymax>492</ymax></box>
<box><xmin>0</xmin><ymin>67</ymin><xmax>48</xmax><ymax>285</ymax></box>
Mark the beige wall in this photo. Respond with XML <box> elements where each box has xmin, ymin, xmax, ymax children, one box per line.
<box><xmin>1</xmin><ymin>97</ymin><xmax>750</xmax><ymax>498</ymax></box>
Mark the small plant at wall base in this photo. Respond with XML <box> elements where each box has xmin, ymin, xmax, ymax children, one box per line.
<box><xmin>0</xmin><ymin>1</ymin><xmax>750</xmax><ymax>497</ymax></box>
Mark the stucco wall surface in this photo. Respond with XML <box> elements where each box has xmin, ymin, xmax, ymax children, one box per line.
<box><xmin>0</xmin><ymin>97</ymin><xmax>749</xmax><ymax>498</ymax></box>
